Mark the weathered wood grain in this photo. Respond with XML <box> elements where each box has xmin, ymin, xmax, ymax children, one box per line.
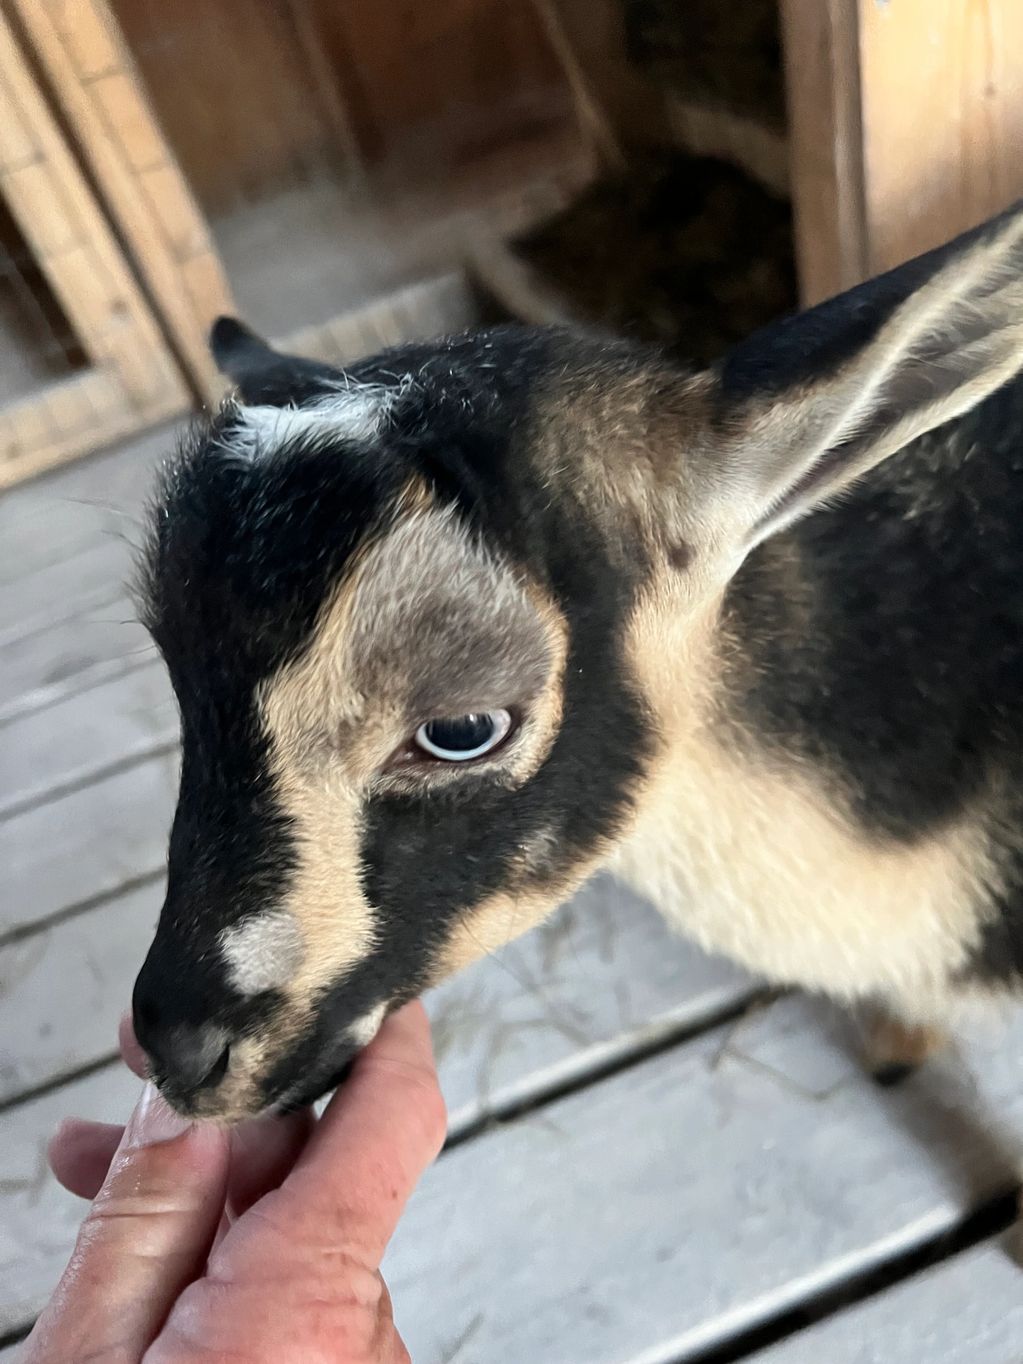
<box><xmin>778</xmin><ymin>0</ymin><xmax>866</xmax><ymax>306</ymax></box>
<box><xmin>8</xmin><ymin>994</ymin><xmax>1022</xmax><ymax>1352</ymax></box>
<box><xmin>14</xmin><ymin>0</ymin><xmax>235</xmax><ymax>402</ymax></box>
<box><xmin>0</xmin><ymin>421</ymin><xmax>172</xmax><ymax>722</ymax></box>
<box><xmin>0</xmin><ymin>9</ymin><xmax>185</xmax><ymax>487</ymax></box>
<box><xmin>858</xmin><ymin>0</ymin><xmax>1023</xmax><ymax>278</ymax></box>
<box><xmin>434</xmin><ymin>879</ymin><xmax>754</xmax><ymax>1136</ymax></box>
<box><xmin>0</xmin><ymin>606</ymin><xmax>152</xmax><ymax>724</ymax></box>
<box><xmin>0</xmin><ymin>540</ymin><xmax>138</xmax><ymax>649</ymax></box>
<box><xmin>758</xmin><ymin>1236</ymin><xmax>1023</xmax><ymax>1363</ymax></box>
<box><xmin>0</xmin><ymin>419</ymin><xmax>174</xmax><ymax>586</ymax></box>
<box><xmin>0</xmin><ymin>880</ymin><xmax>159</xmax><ymax>1099</ymax></box>
<box><xmin>0</xmin><ymin>751</ymin><xmax>177</xmax><ymax>938</ymax></box>
<box><xmin>383</xmin><ymin>995</ymin><xmax>1023</xmax><ymax>1364</ymax></box>
<box><xmin>1</xmin><ymin>658</ymin><xmax>173</xmax><ymax>818</ymax></box>
<box><xmin>779</xmin><ymin>0</ymin><xmax>1023</xmax><ymax>305</ymax></box>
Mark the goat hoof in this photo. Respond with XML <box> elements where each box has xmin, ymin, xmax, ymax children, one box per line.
<box><xmin>871</xmin><ymin>1060</ymin><xmax>919</xmax><ymax>1087</ymax></box>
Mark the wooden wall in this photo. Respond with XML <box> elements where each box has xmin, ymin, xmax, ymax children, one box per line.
<box><xmin>110</xmin><ymin>0</ymin><xmax>575</xmax><ymax>217</ymax></box>
<box><xmin>781</xmin><ymin>0</ymin><xmax>1023</xmax><ymax>305</ymax></box>
<box><xmin>857</xmin><ymin>0</ymin><xmax>1023</xmax><ymax>277</ymax></box>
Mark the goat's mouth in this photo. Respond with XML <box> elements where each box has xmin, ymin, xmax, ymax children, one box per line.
<box><xmin>150</xmin><ymin>1001</ymin><xmax>393</xmax><ymax>1122</ymax></box>
<box><xmin>171</xmin><ymin>1030</ymin><xmax>382</xmax><ymax>1122</ymax></box>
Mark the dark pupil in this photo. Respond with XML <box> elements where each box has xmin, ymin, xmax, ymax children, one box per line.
<box><xmin>425</xmin><ymin>713</ymin><xmax>494</xmax><ymax>752</ymax></box>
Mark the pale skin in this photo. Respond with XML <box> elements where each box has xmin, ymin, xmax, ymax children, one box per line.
<box><xmin>22</xmin><ymin>1002</ymin><xmax>446</xmax><ymax>1364</ymax></box>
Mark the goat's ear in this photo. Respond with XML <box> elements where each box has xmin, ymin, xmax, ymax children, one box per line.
<box><xmin>209</xmin><ymin>316</ymin><xmax>344</xmax><ymax>406</ymax></box>
<box><xmin>698</xmin><ymin>202</ymin><xmax>1023</xmax><ymax>551</ymax></box>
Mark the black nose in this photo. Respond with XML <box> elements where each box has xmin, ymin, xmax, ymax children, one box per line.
<box><xmin>133</xmin><ymin>974</ymin><xmax>231</xmax><ymax>1094</ymax></box>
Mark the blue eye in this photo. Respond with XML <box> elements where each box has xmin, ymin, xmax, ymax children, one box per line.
<box><xmin>414</xmin><ymin>710</ymin><xmax>513</xmax><ymax>761</ymax></box>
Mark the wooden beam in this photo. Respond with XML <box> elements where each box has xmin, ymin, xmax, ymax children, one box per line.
<box><xmin>781</xmin><ymin>0</ymin><xmax>1023</xmax><ymax>306</ymax></box>
<box><xmin>13</xmin><ymin>0</ymin><xmax>235</xmax><ymax>403</ymax></box>
<box><xmin>857</xmin><ymin>0</ymin><xmax>1023</xmax><ymax>277</ymax></box>
<box><xmin>0</xmin><ymin>6</ymin><xmax>185</xmax><ymax>486</ymax></box>
<box><xmin>778</xmin><ymin>0</ymin><xmax>866</xmax><ymax>306</ymax></box>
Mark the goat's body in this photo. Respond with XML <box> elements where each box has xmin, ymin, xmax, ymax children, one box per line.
<box><xmin>615</xmin><ymin>378</ymin><xmax>1023</xmax><ymax>1020</ymax></box>
<box><xmin>135</xmin><ymin>205</ymin><xmax>1023</xmax><ymax>1118</ymax></box>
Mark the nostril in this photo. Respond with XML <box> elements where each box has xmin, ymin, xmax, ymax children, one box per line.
<box><xmin>200</xmin><ymin>1039</ymin><xmax>231</xmax><ymax>1089</ymax></box>
<box><xmin>139</xmin><ymin>1019</ymin><xmax>231</xmax><ymax>1093</ymax></box>
<box><xmin>133</xmin><ymin>960</ymin><xmax>232</xmax><ymax>1094</ymax></box>
<box><xmin>172</xmin><ymin>1027</ymin><xmax>229</xmax><ymax>1092</ymax></box>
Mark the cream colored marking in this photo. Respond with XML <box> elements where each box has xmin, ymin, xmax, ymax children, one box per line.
<box><xmin>860</xmin><ymin>1008</ymin><xmax>949</xmax><ymax>1074</ymax></box>
<box><xmin>434</xmin><ymin>840</ymin><xmax>616</xmax><ymax>981</ymax></box>
<box><xmin>612</xmin><ymin>583</ymin><xmax>995</xmax><ymax>1015</ymax></box>
<box><xmin>223</xmin><ymin>381</ymin><xmax>397</xmax><ymax>463</ymax></box>
<box><xmin>261</xmin><ymin>499</ymin><xmax>567</xmax><ymax>785</ymax></box>
<box><xmin>347</xmin><ymin>1002</ymin><xmax>386</xmax><ymax>1047</ymax></box>
<box><xmin>178</xmin><ymin>1032</ymin><xmax>273</xmax><ymax>1124</ymax></box>
<box><xmin>265</xmin><ymin>771</ymin><xmax>379</xmax><ymax>1004</ymax></box>
<box><xmin>435</xmin><ymin>886</ymin><xmax>572</xmax><ymax>979</ymax></box>
<box><xmin>219</xmin><ymin>911</ymin><xmax>305</xmax><ymax>995</ymax></box>
<box><xmin>257</xmin><ymin>495</ymin><xmax>568</xmax><ymax>1028</ymax></box>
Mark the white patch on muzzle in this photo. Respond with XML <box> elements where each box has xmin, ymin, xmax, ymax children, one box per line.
<box><xmin>347</xmin><ymin>1002</ymin><xmax>386</xmax><ymax>1047</ymax></box>
<box><xmin>220</xmin><ymin>911</ymin><xmax>304</xmax><ymax>995</ymax></box>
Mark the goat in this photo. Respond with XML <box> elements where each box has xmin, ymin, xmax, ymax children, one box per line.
<box><xmin>132</xmin><ymin>202</ymin><xmax>1023</xmax><ymax>1121</ymax></box>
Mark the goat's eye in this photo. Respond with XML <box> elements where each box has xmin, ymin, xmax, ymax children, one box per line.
<box><xmin>414</xmin><ymin>710</ymin><xmax>513</xmax><ymax>762</ymax></box>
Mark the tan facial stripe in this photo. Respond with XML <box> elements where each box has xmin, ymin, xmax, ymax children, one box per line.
<box><xmin>253</xmin><ymin>490</ymin><xmax>572</xmax><ymax>1065</ymax></box>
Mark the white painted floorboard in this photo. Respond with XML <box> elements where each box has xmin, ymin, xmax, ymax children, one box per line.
<box><xmin>757</xmin><ymin>1235</ymin><xmax>1023</xmax><ymax>1363</ymax></box>
<box><xmin>1</xmin><ymin>658</ymin><xmax>173</xmax><ymax>818</ymax></box>
<box><xmin>382</xmin><ymin>995</ymin><xmax>1023</xmax><ymax>1364</ymax></box>
<box><xmin>0</xmin><ymin>603</ymin><xmax>152</xmax><ymax>723</ymax></box>
<box><xmin>11</xmin><ymin>996</ymin><xmax>1021</xmax><ymax>1355</ymax></box>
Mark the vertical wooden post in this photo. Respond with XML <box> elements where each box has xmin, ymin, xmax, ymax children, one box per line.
<box><xmin>779</xmin><ymin>0</ymin><xmax>866</xmax><ymax>306</ymax></box>
<box><xmin>0</xmin><ymin>6</ymin><xmax>186</xmax><ymax>486</ymax></box>
<box><xmin>857</xmin><ymin>0</ymin><xmax>1023</xmax><ymax>277</ymax></box>
<box><xmin>781</xmin><ymin>0</ymin><xmax>1023</xmax><ymax>307</ymax></box>
<box><xmin>13</xmin><ymin>0</ymin><xmax>236</xmax><ymax>403</ymax></box>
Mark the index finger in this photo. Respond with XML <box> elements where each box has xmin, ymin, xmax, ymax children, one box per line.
<box><xmin>283</xmin><ymin>1000</ymin><xmax>446</xmax><ymax>1264</ymax></box>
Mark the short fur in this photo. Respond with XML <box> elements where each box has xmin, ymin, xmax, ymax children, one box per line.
<box><xmin>134</xmin><ymin>206</ymin><xmax>1023</xmax><ymax>1119</ymax></box>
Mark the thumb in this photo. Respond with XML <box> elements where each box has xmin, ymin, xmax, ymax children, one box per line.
<box><xmin>22</xmin><ymin>1082</ymin><xmax>230</xmax><ymax>1363</ymax></box>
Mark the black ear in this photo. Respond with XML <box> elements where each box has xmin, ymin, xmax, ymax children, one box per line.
<box><xmin>694</xmin><ymin>199</ymin><xmax>1023</xmax><ymax>551</ymax></box>
<box><xmin>209</xmin><ymin>317</ymin><xmax>345</xmax><ymax>407</ymax></box>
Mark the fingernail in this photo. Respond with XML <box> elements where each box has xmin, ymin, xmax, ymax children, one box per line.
<box><xmin>124</xmin><ymin>1081</ymin><xmax>192</xmax><ymax>1148</ymax></box>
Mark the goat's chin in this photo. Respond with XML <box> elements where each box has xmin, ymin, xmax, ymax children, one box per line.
<box><xmin>275</xmin><ymin>1054</ymin><xmax>358</xmax><ymax>1115</ymax></box>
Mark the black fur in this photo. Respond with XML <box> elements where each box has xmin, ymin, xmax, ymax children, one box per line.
<box><xmin>719</xmin><ymin>202</ymin><xmax>1022</xmax><ymax>403</ymax></box>
<box><xmin>209</xmin><ymin>316</ymin><xmax>345</xmax><ymax>406</ymax></box>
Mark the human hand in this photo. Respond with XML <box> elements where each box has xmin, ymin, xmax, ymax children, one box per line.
<box><xmin>22</xmin><ymin>1001</ymin><xmax>446</xmax><ymax>1363</ymax></box>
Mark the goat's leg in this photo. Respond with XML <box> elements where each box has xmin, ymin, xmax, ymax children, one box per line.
<box><xmin>858</xmin><ymin>1003</ymin><xmax>949</xmax><ymax>1086</ymax></box>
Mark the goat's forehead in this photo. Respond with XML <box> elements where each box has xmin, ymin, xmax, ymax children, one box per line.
<box><xmin>143</xmin><ymin>405</ymin><xmax>403</xmax><ymax>679</ymax></box>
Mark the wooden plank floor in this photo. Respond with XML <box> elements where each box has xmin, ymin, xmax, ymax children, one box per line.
<box><xmin>2</xmin><ymin>425</ymin><xmax>1023</xmax><ymax>1361</ymax></box>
